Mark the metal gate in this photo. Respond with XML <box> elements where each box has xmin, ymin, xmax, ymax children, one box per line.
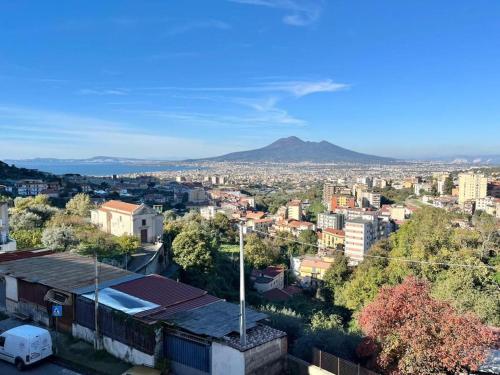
<box><xmin>164</xmin><ymin>333</ymin><xmax>211</xmax><ymax>374</ymax></box>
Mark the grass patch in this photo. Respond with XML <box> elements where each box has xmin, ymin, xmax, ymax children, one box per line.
<box><xmin>219</xmin><ymin>243</ymin><xmax>240</xmax><ymax>254</ymax></box>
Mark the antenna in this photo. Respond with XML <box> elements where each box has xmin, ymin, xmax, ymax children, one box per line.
<box><xmin>239</xmin><ymin>221</ymin><xmax>247</xmax><ymax>347</ymax></box>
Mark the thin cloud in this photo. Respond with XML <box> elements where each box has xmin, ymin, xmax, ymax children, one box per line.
<box><xmin>166</xmin><ymin>19</ymin><xmax>231</xmax><ymax>36</ymax></box>
<box><xmin>228</xmin><ymin>0</ymin><xmax>323</xmax><ymax>26</ymax></box>
<box><xmin>137</xmin><ymin>79</ymin><xmax>348</xmax><ymax>97</ymax></box>
<box><xmin>0</xmin><ymin>106</ymin><xmax>223</xmax><ymax>159</ymax></box>
<box><xmin>77</xmin><ymin>89</ymin><xmax>128</xmax><ymax>96</ymax></box>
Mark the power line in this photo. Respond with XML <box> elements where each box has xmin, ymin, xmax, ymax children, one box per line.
<box><xmin>250</xmin><ymin>229</ymin><xmax>497</xmax><ymax>271</ymax></box>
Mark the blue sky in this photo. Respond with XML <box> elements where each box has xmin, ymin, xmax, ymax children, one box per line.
<box><xmin>0</xmin><ymin>0</ymin><xmax>499</xmax><ymax>159</ymax></box>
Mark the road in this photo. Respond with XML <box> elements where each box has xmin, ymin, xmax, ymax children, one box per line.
<box><xmin>0</xmin><ymin>360</ymin><xmax>81</xmax><ymax>375</ymax></box>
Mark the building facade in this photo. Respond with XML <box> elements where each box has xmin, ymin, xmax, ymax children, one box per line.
<box><xmin>458</xmin><ymin>172</ymin><xmax>487</xmax><ymax>205</ymax></box>
<box><xmin>0</xmin><ymin>202</ymin><xmax>16</xmax><ymax>252</ymax></box>
<box><xmin>344</xmin><ymin>218</ymin><xmax>377</xmax><ymax>264</ymax></box>
<box><xmin>91</xmin><ymin>200</ymin><xmax>163</xmax><ymax>243</ymax></box>
<box><xmin>317</xmin><ymin>212</ymin><xmax>344</xmax><ymax>230</ymax></box>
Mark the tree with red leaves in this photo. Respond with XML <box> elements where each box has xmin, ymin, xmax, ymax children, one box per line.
<box><xmin>358</xmin><ymin>276</ymin><xmax>496</xmax><ymax>375</ymax></box>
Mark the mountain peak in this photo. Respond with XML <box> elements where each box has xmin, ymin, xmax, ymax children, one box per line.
<box><xmin>270</xmin><ymin>136</ymin><xmax>304</xmax><ymax>145</ymax></box>
<box><xmin>199</xmin><ymin>136</ymin><xmax>395</xmax><ymax>163</ymax></box>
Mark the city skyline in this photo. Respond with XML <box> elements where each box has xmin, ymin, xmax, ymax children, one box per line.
<box><xmin>1</xmin><ymin>0</ymin><xmax>500</xmax><ymax>159</ymax></box>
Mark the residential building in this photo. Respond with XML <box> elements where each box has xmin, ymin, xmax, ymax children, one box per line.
<box><xmin>329</xmin><ymin>195</ymin><xmax>355</xmax><ymax>210</ymax></box>
<box><xmin>317</xmin><ymin>212</ymin><xmax>344</xmax><ymax>230</ymax></box>
<box><xmin>287</xmin><ymin>200</ymin><xmax>302</xmax><ymax>221</ymax></box>
<box><xmin>188</xmin><ymin>187</ymin><xmax>207</xmax><ymax>204</ymax></box>
<box><xmin>414</xmin><ymin>182</ymin><xmax>432</xmax><ymax>196</ymax></box>
<box><xmin>16</xmin><ymin>180</ymin><xmax>48</xmax><ymax>196</ymax></box>
<box><xmin>360</xmin><ymin>192</ymin><xmax>381</xmax><ymax>209</ymax></box>
<box><xmin>344</xmin><ymin>218</ymin><xmax>377</xmax><ymax>264</ymax></box>
<box><xmin>294</xmin><ymin>256</ymin><xmax>334</xmax><ymax>286</ymax></box>
<box><xmin>91</xmin><ymin>200</ymin><xmax>163</xmax><ymax>243</ymax></box>
<box><xmin>458</xmin><ymin>172</ymin><xmax>487</xmax><ymax>205</ymax></box>
<box><xmin>475</xmin><ymin>196</ymin><xmax>497</xmax><ymax>216</ymax></box>
<box><xmin>200</xmin><ymin>205</ymin><xmax>220</xmax><ymax>220</ymax></box>
<box><xmin>275</xmin><ymin>219</ymin><xmax>316</xmax><ymax>237</ymax></box>
<box><xmin>389</xmin><ymin>205</ymin><xmax>406</xmax><ymax>221</ymax></box>
<box><xmin>0</xmin><ymin>202</ymin><xmax>16</xmax><ymax>252</ymax></box>
<box><xmin>318</xmin><ymin>228</ymin><xmax>345</xmax><ymax>250</ymax></box>
<box><xmin>250</xmin><ymin>266</ymin><xmax>285</xmax><ymax>293</ymax></box>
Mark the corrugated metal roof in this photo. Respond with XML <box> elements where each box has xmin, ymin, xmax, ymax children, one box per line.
<box><xmin>146</xmin><ymin>294</ymin><xmax>221</xmax><ymax>320</ymax></box>
<box><xmin>168</xmin><ymin>301</ymin><xmax>268</xmax><ymax>338</ymax></box>
<box><xmin>0</xmin><ymin>252</ymin><xmax>134</xmax><ymax>293</ymax></box>
<box><xmin>111</xmin><ymin>274</ymin><xmax>207</xmax><ymax>307</ymax></box>
<box><xmin>0</xmin><ymin>249</ymin><xmax>54</xmax><ymax>263</ymax></box>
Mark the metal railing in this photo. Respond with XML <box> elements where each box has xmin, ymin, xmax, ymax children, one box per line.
<box><xmin>312</xmin><ymin>348</ymin><xmax>378</xmax><ymax>375</ymax></box>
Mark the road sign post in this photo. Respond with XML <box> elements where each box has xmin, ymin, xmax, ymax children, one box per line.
<box><xmin>52</xmin><ymin>305</ymin><xmax>63</xmax><ymax>354</ymax></box>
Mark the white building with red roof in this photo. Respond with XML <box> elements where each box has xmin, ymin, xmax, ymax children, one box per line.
<box><xmin>91</xmin><ymin>200</ymin><xmax>163</xmax><ymax>243</ymax></box>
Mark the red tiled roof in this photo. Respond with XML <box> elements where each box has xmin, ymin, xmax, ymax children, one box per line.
<box><xmin>99</xmin><ymin>200</ymin><xmax>141</xmax><ymax>214</ymax></box>
<box><xmin>246</xmin><ymin>211</ymin><xmax>265</xmax><ymax>220</ymax></box>
<box><xmin>0</xmin><ymin>250</ymin><xmax>54</xmax><ymax>263</ymax></box>
<box><xmin>301</xmin><ymin>258</ymin><xmax>333</xmax><ymax>270</ymax></box>
<box><xmin>251</xmin><ymin>266</ymin><xmax>284</xmax><ymax>279</ymax></box>
<box><xmin>323</xmin><ymin>228</ymin><xmax>345</xmax><ymax>237</ymax></box>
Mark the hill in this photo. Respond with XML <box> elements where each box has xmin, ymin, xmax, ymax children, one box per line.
<box><xmin>0</xmin><ymin>160</ymin><xmax>53</xmax><ymax>180</ymax></box>
<box><xmin>198</xmin><ymin>136</ymin><xmax>395</xmax><ymax>163</ymax></box>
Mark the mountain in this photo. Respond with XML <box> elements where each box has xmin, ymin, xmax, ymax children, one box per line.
<box><xmin>197</xmin><ymin>136</ymin><xmax>396</xmax><ymax>163</ymax></box>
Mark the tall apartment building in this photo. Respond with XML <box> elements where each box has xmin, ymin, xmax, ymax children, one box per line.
<box><xmin>0</xmin><ymin>202</ymin><xmax>16</xmax><ymax>252</ymax></box>
<box><xmin>322</xmin><ymin>183</ymin><xmax>349</xmax><ymax>204</ymax></box>
<box><xmin>360</xmin><ymin>192</ymin><xmax>381</xmax><ymax>209</ymax></box>
<box><xmin>287</xmin><ymin>200</ymin><xmax>302</xmax><ymax>221</ymax></box>
<box><xmin>458</xmin><ymin>172</ymin><xmax>487</xmax><ymax>205</ymax></box>
<box><xmin>344</xmin><ymin>218</ymin><xmax>377</xmax><ymax>264</ymax></box>
<box><xmin>317</xmin><ymin>212</ymin><xmax>344</xmax><ymax>230</ymax></box>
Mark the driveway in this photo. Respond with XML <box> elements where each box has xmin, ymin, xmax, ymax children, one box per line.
<box><xmin>0</xmin><ymin>360</ymin><xmax>81</xmax><ymax>375</ymax></box>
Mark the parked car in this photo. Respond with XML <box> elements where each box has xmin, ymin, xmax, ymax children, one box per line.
<box><xmin>0</xmin><ymin>325</ymin><xmax>53</xmax><ymax>370</ymax></box>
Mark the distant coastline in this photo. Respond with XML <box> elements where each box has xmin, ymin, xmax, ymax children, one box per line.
<box><xmin>6</xmin><ymin>161</ymin><xmax>198</xmax><ymax>177</ymax></box>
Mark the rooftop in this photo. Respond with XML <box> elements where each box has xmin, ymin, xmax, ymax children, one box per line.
<box><xmin>0</xmin><ymin>252</ymin><xmax>134</xmax><ymax>293</ymax></box>
<box><xmin>169</xmin><ymin>300</ymin><xmax>268</xmax><ymax>340</ymax></box>
<box><xmin>99</xmin><ymin>200</ymin><xmax>141</xmax><ymax>214</ymax></box>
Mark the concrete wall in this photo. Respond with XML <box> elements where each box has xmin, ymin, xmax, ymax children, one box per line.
<box><xmin>4</xmin><ymin>276</ymin><xmax>17</xmax><ymax>302</ymax></box>
<box><xmin>72</xmin><ymin>323</ymin><xmax>155</xmax><ymax>367</ymax></box>
<box><xmin>212</xmin><ymin>337</ymin><xmax>287</xmax><ymax>375</ymax></box>
<box><xmin>212</xmin><ymin>342</ymin><xmax>244</xmax><ymax>375</ymax></box>
<box><xmin>244</xmin><ymin>336</ymin><xmax>287</xmax><ymax>375</ymax></box>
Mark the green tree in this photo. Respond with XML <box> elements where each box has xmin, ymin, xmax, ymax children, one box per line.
<box><xmin>444</xmin><ymin>175</ymin><xmax>454</xmax><ymax>195</ymax></box>
<box><xmin>472</xmin><ymin>211</ymin><xmax>498</xmax><ymax>258</ymax></box>
<box><xmin>41</xmin><ymin>224</ymin><xmax>78</xmax><ymax>251</ymax></box>
<box><xmin>244</xmin><ymin>233</ymin><xmax>278</xmax><ymax>269</ymax></box>
<box><xmin>9</xmin><ymin>211</ymin><xmax>43</xmax><ymax>231</ymax></box>
<box><xmin>65</xmin><ymin>193</ymin><xmax>93</xmax><ymax>217</ymax></box>
<box><xmin>310</xmin><ymin>311</ymin><xmax>343</xmax><ymax>331</ymax></box>
<box><xmin>115</xmin><ymin>234</ymin><xmax>140</xmax><ymax>255</ymax></box>
<box><xmin>298</xmin><ymin>230</ymin><xmax>317</xmax><ymax>255</ymax></box>
<box><xmin>172</xmin><ymin>227</ymin><xmax>216</xmax><ymax>272</ymax></box>
<box><xmin>10</xmin><ymin>229</ymin><xmax>43</xmax><ymax>249</ymax></box>
<box><xmin>323</xmin><ymin>252</ymin><xmax>351</xmax><ymax>303</ymax></box>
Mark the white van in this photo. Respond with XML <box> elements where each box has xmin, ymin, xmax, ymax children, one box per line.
<box><xmin>0</xmin><ymin>325</ymin><xmax>53</xmax><ymax>370</ymax></box>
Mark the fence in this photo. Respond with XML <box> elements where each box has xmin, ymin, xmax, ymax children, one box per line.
<box><xmin>312</xmin><ymin>348</ymin><xmax>378</xmax><ymax>375</ymax></box>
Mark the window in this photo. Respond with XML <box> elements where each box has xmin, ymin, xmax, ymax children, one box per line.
<box><xmin>142</xmin><ymin>219</ymin><xmax>146</xmax><ymax>226</ymax></box>
<box><xmin>0</xmin><ymin>336</ymin><xmax>5</xmax><ymax>347</ymax></box>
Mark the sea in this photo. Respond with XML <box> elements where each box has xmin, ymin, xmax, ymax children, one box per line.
<box><xmin>9</xmin><ymin>161</ymin><xmax>198</xmax><ymax>177</ymax></box>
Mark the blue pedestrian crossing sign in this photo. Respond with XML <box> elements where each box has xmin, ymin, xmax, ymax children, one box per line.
<box><xmin>52</xmin><ymin>305</ymin><xmax>63</xmax><ymax>317</ymax></box>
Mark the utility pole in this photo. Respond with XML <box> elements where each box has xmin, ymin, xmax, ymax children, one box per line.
<box><xmin>239</xmin><ymin>222</ymin><xmax>247</xmax><ymax>347</ymax></box>
<box><xmin>94</xmin><ymin>251</ymin><xmax>100</xmax><ymax>350</ymax></box>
